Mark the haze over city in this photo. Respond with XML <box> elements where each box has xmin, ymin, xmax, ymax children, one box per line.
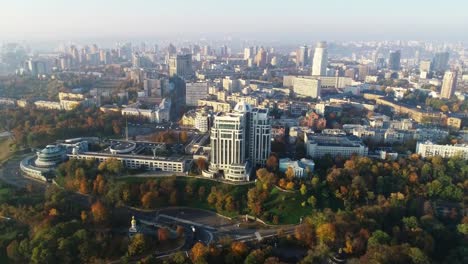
<box><xmin>1</xmin><ymin>0</ymin><xmax>468</xmax><ymax>44</ymax></box>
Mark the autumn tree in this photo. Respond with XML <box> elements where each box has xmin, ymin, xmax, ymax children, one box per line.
<box><xmin>90</xmin><ymin>200</ymin><xmax>108</xmax><ymax>223</ymax></box>
<box><xmin>158</xmin><ymin>227</ymin><xmax>170</xmax><ymax>242</ymax></box>
<box><xmin>295</xmin><ymin>224</ymin><xmax>315</xmax><ymax>247</ymax></box>
<box><xmin>196</xmin><ymin>157</ymin><xmax>207</xmax><ymax>172</ymax></box>
<box><xmin>179</xmin><ymin>131</ymin><xmax>189</xmax><ymax>143</ymax></box>
<box><xmin>92</xmin><ymin>174</ymin><xmax>106</xmax><ymax>195</ymax></box>
<box><xmin>169</xmin><ymin>190</ymin><xmax>178</xmax><ymax>206</ymax></box>
<box><xmin>141</xmin><ymin>191</ymin><xmax>158</xmax><ymax>209</ymax></box>
<box><xmin>285</xmin><ymin>167</ymin><xmax>295</xmax><ymax>181</ymax></box>
<box><xmin>176</xmin><ymin>225</ymin><xmax>185</xmax><ymax>238</ymax></box>
<box><xmin>190</xmin><ymin>242</ymin><xmax>208</xmax><ymax>263</ymax></box>
<box><xmin>316</xmin><ymin>223</ymin><xmax>336</xmax><ymax>244</ymax></box>
<box><xmin>266</xmin><ymin>153</ymin><xmax>279</xmax><ymax>171</ymax></box>
<box><xmin>231</xmin><ymin>241</ymin><xmax>249</xmax><ymax>257</ymax></box>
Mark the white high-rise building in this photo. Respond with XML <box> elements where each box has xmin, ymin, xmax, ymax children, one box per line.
<box><xmin>312</xmin><ymin>42</ymin><xmax>328</xmax><ymax>76</ymax></box>
<box><xmin>244</xmin><ymin>47</ymin><xmax>254</xmax><ymax>60</ymax></box>
<box><xmin>207</xmin><ymin>102</ymin><xmax>271</xmax><ymax>182</ymax></box>
<box><xmin>249</xmin><ymin>108</ymin><xmax>271</xmax><ymax>166</ymax></box>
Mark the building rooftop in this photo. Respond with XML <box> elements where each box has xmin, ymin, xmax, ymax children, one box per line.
<box><xmin>306</xmin><ymin>134</ymin><xmax>365</xmax><ymax>147</ymax></box>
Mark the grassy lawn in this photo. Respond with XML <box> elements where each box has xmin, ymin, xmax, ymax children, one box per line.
<box><xmin>263</xmin><ymin>188</ymin><xmax>313</xmax><ymax>225</ymax></box>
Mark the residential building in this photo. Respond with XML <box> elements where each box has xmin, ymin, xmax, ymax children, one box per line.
<box><xmin>293</xmin><ymin>77</ymin><xmax>321</xmax><ymax>98</ymax></box>
<box><xmin>304</xmin><ymin>133</ymin><xmax>368</xmax><ymax>158</ymax></box>
<box><xmin>186</xmin><ymin>82</ymin><xmax>209</xmax><ymax>106</ymax></box>
<box><xmin>416</xmin><ymin>141</ymin><xmax>468</xmax><ymax>159</ymax></box>
<box><xmin>169</xmin><ymin>54</ymin><xmax>193</xmax><ymax>79</ymax></box>
<box><xmin>440</xmin><ymin>71</ymin><xmax>457</xmax><ymax>99</ymax></box>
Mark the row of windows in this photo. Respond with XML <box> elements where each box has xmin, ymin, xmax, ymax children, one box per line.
<box><xmin>72</xmin><ymin>156</ymin><xmax>184</xmax><ymax>172</ymax></box>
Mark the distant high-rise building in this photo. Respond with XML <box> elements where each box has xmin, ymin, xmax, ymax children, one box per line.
<box><xmin>132</xmin><ymin>53</ymin><xmax>142</xmax><ymax>68</ymax></box>
<box><xmin>255</xmin><ymin>48</ymin><xmax>267</xmax><ymax>67</ymax></box>
<box><xmin>185</xmin><ymin>82</ymin><xmax>209</xmax><ymax>106</ymax></box>
<box><xmin>167</xmin><ymin>44</ymin><xmax>177</xmax><ymax>55</ymax></box>
<box><xmin>169</xmin><ymin>54</ymin><xmax>193</xmax><ymax>79</ymax></box>
<box><xmin>27</xmin><ymin>59</ymin><xmax>47</xmax><ymax>76</ymax></box>
<box><xmin>358</xmin><ymin>65</ymin><xmax>370</xmax><ymax>81</ymax></box>
<box><xmin>249</xmin><ymin>108</ymin><xmax>271</xmax><ymax>166</ymax></box>
<box><xmin>296</xmin><ymin>45</ymin><xmax>309</xmax><ymax>67</ymax></box>
<box><xmin>208</xmin><ymin>102</ymin><xmax>271</xmax><ymax>181</ymax></box>
<box><xmin>312</xmin><ymin>42</ymin><xmax>328</xmax><ymax>76</ymax></box>
<box><xmin>432</xmin><ymin>52</ymin><xmax>450</xmax><ymax>72</ymax></box>
<box><xmin>388</xmin><ymin>50</ymin><xmax>401</xmax><ymax>71</ymax></box>
<box><xmin>414</xmin><ymin>50</ymin><xmax>420</xmax><ymax>65</ymax></box>
<box><xmin>419</xmin><ymin>60</ymin><xmax>432</xmax><ymax>72</ymax></box>
<box><xmin>243</xmin><ymin>47</ymin><xmax>254</xmax><ymax>60</ymax></box>
<box><xmin>440</xmin><ymin>71</ymin><xmax>457</xmax><ymax>99</ymax></box>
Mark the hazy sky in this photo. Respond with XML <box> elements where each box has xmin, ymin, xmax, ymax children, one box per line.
<box><xmin>1</xmin><ymin>0</ymin><xmax>467</xmax><ymax>42</ymax></box>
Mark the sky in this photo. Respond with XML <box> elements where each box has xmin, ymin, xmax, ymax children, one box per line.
<box><xmin>0</xmin><ymin>0</ymin><xmax>467</xmax><ymax>43</ymax></box>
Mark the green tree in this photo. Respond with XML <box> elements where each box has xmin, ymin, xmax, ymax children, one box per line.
<box><xmin>367</xmin><ymin>230</ymin><xmax>391</xmax><ymax>247</ymax></box>
<box><xmin>300</xmin><ymin>184</ymin><xmax>308</xmax><ymax>195</ymax></box>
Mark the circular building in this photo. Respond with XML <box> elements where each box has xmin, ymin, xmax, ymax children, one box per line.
<box><xmin>109</xmin><ymin>141</ymin><xmax>136</xmax><ymax>155</ymax></box>
<box><xmin>35</xmin><ymin>145</ymin><xmax>67</xmax><ymax>168</ymax></box>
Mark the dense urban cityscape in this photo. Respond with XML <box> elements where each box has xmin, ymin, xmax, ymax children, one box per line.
<box><xmin>0</xmin><ymin>1</ymin><xmax>467</xmax><ymax>264</ymax></box>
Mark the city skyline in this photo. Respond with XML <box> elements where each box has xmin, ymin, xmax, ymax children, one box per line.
<box><xmin>1</xmin><ymin>0</ymin><xmax>468</xmax><ymax>43</ymax></box>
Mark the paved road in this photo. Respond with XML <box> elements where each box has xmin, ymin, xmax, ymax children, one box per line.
<box><xmin>0</xmin><ymin>155</ymin><xmax>46</xmax><ymax>190</ymax></box>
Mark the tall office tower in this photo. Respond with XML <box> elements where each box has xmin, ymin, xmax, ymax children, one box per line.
<box><xmin>249</xmin><ymin>108</ymin><xmax>271</xmax><ymax>166</ymax></box>
<box><xmin>100</xmin><ymin>50</ymin><xmax>111</xmax><ymax>65</ymax></box>
<box><xmin>388</xmin><ymin>50</ymin><xmax>401</xmax><ymax>71</ymax></box>
<box><xmin>90</xmin><ymin>44</ymin><xmax>99</xmax><ymax>53</ymax></box>
<box><xmin>372</xmin><ymin>49</ymin><xmax>379</xmax><ymax>64</ymax></box>
<box><xmin>167</xmin><ymin>44</ymin><xmax>177</xmax><ymax>55</ymax></box>
<box><xmin>296</xmin><ymin>45</ymin><xmax>309</xmax><ymax>67</ymax></box>
<box><xmin>27</xmin><ymin>59</ymin><xmax>47</xmax><ymax>76</ymax></box>
<box><xmin>312</xmin><ymin>41</ymin><xmax>328</xmax><ymax>76</ymax></box>
<box><xmin>440</xmin><ymin>71</ymin><xmax>458</xmax><ymax>99</ymax></box>
<box><xmin>432</xmin><ymin>52</ymin><xmax>450</xmax><ymax>72</ymax></box>
<box><xmin>358</xmin><ymin>65</ymin><xmax>370</xmax><ymax>81</ymax></box>
<box><xmin>244</xmin><ymin>47</ymin><xmax>254</xmax><ymax>60</ymax></box>
<box><xmin>414</xmin><ymin>49</ymin><xmax>420</xmax><ymax>65</ymax></box>
<box><xmin>209</xmin><ymin>102</ymin><xmax>271</xmax><ymax>181</ymax></box>
<box><xmin>209</xmin><ymin>104</ymin><xmax>249</xmax><ymax>182</ymax></box>
<box><xmin>219</xmin><ymin>45</ymin><xmax>228</xmax><ymax>57</ymax></box>
<box><xmin>169</xmin><ymin>54</ymin><xmax>193</xmax><ymax>79</ymax></box>
<box><xmin>132</xmin><ymin>53</ymin><xmax>142</xmax><ymax>68</ymax></box>
<box><xmin>255</xmin><ymin>47</ymin><xmax>267</xmax><ymax>67</ymax></box>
